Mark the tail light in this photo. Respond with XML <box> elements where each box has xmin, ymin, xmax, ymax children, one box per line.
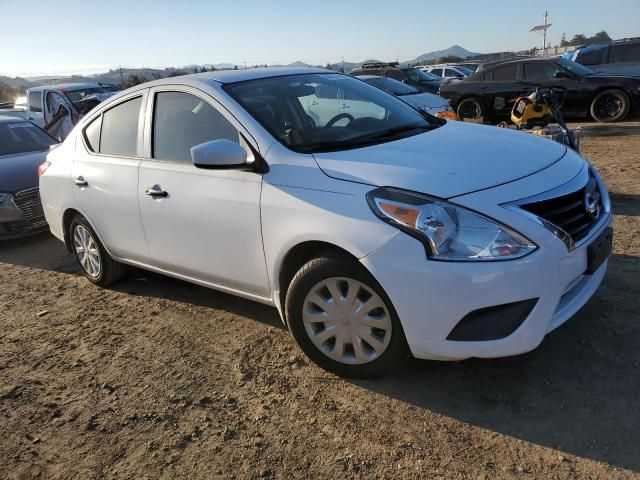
<box><xmin>38</xmin><ymin>161</ymin><xmax>51</xmax><ymax>178</ymax></box>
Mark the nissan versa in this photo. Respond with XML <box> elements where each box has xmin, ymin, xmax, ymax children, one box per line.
<box><xmin>39</xmin><ymin>68</ymin><xmax>612</xmax><ymax>378</ymax></box>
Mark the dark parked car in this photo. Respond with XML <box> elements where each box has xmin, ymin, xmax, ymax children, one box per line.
<box><xmin>440</xmin><ymin>57</ymin><xmax>640</xmax><ymax>123</ymax></box>
<box><xmin>563</xmin><ymin>38</ymin><xmax>640</xmax><ymax>77</ymax></box>
<box><xmin>0</xmin><ymin>117</ymin><xmax>57</xmax><ymax>239</ymax></box>
<box><xmin>350</xmin><ymin>62</ymin><xmax>442</xmax><ymax>94</ymax></box>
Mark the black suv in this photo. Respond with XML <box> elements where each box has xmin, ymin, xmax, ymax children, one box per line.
<box><xmin>564</xmin><ymin>38</ymin><xmax>640</xmax><ymax>77</ymax></box>
<box><xmin>350</xmin><ymin>62</ymin><xmax>442</xmax><ymax>94</ymax></box>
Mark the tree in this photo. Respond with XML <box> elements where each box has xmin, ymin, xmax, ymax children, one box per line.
<box><xmin>122</xmin><ymin>74</ymin><xmax>146</xmax><ymax>88</ymax></box>
<box><xmin>592</xmin><ymin>30</ymin><xmax>612</xmax><ymax>44</ymax></box>
<box><xmin>560</xmin><ymin>33</ymin><xmax>567</xmax><ymax>46</ymax></box>
<box><xmin>233</xmin><ymin>65</ymin><xmax>238</xmax><ymax>70</ymax></box>
<box><xmin>570</xmin><ymin>34</ymin><xmax>588</xmax><ymax>46</ymax></box>
<box><xmin>437</xmin><ymin>55</ymin><xmax>464</xmax><ymax>64</ymax></box>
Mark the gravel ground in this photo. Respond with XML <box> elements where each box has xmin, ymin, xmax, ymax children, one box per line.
<box><xmin>1</xmin><ymin>131</ymin><xmax>639</xmax><ymax>479</ymax></box>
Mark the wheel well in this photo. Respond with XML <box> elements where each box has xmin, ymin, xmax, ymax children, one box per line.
<box><xmin>62</xmin><ymin>208</ymin><xmax>81</xmax><ymax>252</ymax></box>
<box><xmin>277</xmin><ymin>241</ymin><xmax>358</xmax><ymax>314</ymax></box>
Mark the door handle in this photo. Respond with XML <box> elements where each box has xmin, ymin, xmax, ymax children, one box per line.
<box><xmin>311</xmin><ymin>100</ymin><xmax>319</xmax><ymax>106</ymax></box>
<box><xmin>74</xmin><ymin>177</ymin><xmax>88</xmax><ymax>187</ymax></box>
<box><xmin>341</xmin><ymin>103</ymin><xmax>350</xmax><ymax>109</ymax></box>
<box><xmin>145</xmin><ymin>186</ymin><xmax>168</xmax><ymax>198</ymax></box>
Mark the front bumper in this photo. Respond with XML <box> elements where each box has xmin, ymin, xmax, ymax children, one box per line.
<box><xmin>0</xmin><ymin>188</ymin><xmax>48</xmax><ymax>239</ymax></box>
<box><xmin>361</xmin><ymin>211</ymin><xmax>611</xmax><ymax>361</ymax></box>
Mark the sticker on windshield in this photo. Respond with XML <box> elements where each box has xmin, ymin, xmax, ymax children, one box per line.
<box><xmin>7</xmin><ymin>122</ymin><xmax>33</xmax><ymax>129</ymax></box>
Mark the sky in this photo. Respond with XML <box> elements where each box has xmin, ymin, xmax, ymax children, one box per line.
<box><xmin>1</xmin><ymin>0</ymin><xmax>638</xmax><ymax>77</ymax></box>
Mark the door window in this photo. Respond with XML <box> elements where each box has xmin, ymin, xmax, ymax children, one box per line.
<box><xmin>610</xmin><ymin>44</ymin><xmax>640</xmax><ymax>63</ymax></box>
<box><xmin>84</xmin><ymin>115</ymin><xmax>102</xmax><ymax>152</ymax></box>
<box><xmin>29</xmin><ymin>91</ymin><xmax>42</xmax><ymax>112</ymax></box>
<box><xmin>99</xmin><ymin>97</ymin><xmax>142</xmax><ymax>156</ymax></box>
<box><xmin>153</xmin><ymin>91</ymin><xmax>239</xmax><ymax>162</ymax></box>
<box><xmin>431</xmin><ymin>68</ymin><xmax>442</xmax><ymax>76</ymax></box>
<box><xmin>576</xmin><ymin>46</ymin><xmax>608</xmax><ymax>65</ymax></box>
<box><xmin>444</xmin><ymin>68</ymin><xmax>459</xmax><ymax>78</ymax></box>
<box><xmin>492</xmin><ymin>65</ymin><xmax>518</xmax><ymax>80</ymax></box>
<box><xmin>523</xmin><ymin>62</ymin><xmax>562</xmax><ymax>81</ymax></box>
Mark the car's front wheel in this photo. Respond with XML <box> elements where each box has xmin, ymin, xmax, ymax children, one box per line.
<box><xmin>285</xmin><ymin>252</ymin><xmax>409</xmax><ymax>378</ymax></box>
<box><xmin>590</xmin><ymin>89</ymin><xmax>630</xmax><ymax>122</ymax></box>
<box><xmin>70</xmin><ymin>214</ymin><xmax>127</xmax><ymax>286</ymax></box>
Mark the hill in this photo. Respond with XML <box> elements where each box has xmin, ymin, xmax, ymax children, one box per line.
<box><xmin>404</xmin><ymin>45</ymin><xmax>481</xmax><ymax>65</ymax></box>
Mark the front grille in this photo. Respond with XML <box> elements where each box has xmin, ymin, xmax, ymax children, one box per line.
<box><xmin>520</xmin><ymin>174</ymin><xmax>603</xmax><ymax>243</ymax></box>
<box><xmin>12</xmin><ymin>187</ymin><xmax>47</xmax><ymax>228</ymax></box>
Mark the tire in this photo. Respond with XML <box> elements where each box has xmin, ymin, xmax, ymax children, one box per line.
<box><xmin>285</xmin><ymin>252</ymin><xmax>409</xmax><ymax>378</ymax></box>
<box><xmin>590</xmin><ymin>89</ymin><xmax>630</xmax><ymax>123</ymax></box>
<box><xmin>69</xmin><ymin>214</ymin><xmax>127</xmax><ymax>286</ymax></box>
<box><xmin>456</xmin><ymin>97</ymin><xmax>484</xmax><ymax>123</ymax></box>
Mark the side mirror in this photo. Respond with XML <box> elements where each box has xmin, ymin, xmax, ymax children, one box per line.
<box><xmin>191</xmin><ymin>139</ymin><xmax>248</xmax><ymax>169</ymax></box>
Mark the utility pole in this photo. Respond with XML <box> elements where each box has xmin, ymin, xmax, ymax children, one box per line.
<box><xmin>529</xmin><ymin>11</ymin><xmax>552</xmax><ymax>56</ymax></box>
<box><xmin>119</xmin><ymin>66</ymin><xmax>124</xmax><ymax>86</ymax></box>
<box><xmin>542</xmin><ymin>11</ymin><xmax>549</xmax><ymax>55</ymax></box>
<box><xmin>341</xmin><ymin>56</ymin><xmax>344</xmax><ymax>73</ymax></box>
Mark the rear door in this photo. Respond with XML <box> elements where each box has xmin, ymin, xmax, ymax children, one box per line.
<box><xmin>607</xmin><ymin>43</ymin><xmax>640</xmax><ymax>76</ymax></box>
<box><xmin>486</xmin><ymin>63</ymin><xmax>522</xmax><ymax>116</ymax></box>
<box><xmin>72</xmin><ymin>91</ymin><xmax>150</xmax><ymax>261</ymax></box>
<box><xmin>137</xmin><ymin>87</ymin><xmax>269</xmax><ymax>297</ymax></box>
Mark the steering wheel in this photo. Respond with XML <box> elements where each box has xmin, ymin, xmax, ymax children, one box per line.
<box><xmin>324</xmin><ymin>113</ymin><xmax>354</xmax><ymax>128</ymax></box>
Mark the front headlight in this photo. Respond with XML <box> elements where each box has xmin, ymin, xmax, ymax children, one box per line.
<box><xmin>0</xmin><ymin>193</ymin><xmax>12</xmax><ymax>203</ymax></box>
<box><xmin>367</xmin><ymin>187</ymin><xmax>537</xmax><ymax>261</ymax></box>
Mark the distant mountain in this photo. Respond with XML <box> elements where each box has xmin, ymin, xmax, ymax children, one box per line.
<box><xmin>0</xmin><ymin>76</ymin><xmax>33</xmax><ymax>88</ymax></box>
<box><xmin>404</xmin><ymin>45</ymin><xmax>481</xmax><ymax>65</ymax></box>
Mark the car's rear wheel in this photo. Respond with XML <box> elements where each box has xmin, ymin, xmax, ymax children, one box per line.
<box><xmin>456</xmin><ymin>97</ymin><xmax>485</xmax><ymax>123</ymax></box>
<box><xmin>285</xmin><ymin>252</ymin><xmax>409</xmax><ymax>378</ymax></box>
<box><xmin>70</xmin><ymin>214</ymin><xmax>127</xmax><ymax>286</ymax></box>
<box><xmin>590</xmin><ymin>89</ymin><xmax>630</xmax><ymax>123</ymax></box>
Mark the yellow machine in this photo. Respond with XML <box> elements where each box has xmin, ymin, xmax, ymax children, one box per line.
<box><xmin>510</xmin><ymin>91</ymin><xmax>554</xmax><ymax>128</ymax></box>
<box><xmin>502</xmin><ymin>87</ymin><xmax>580</xmax><ymax>151</ymax></box>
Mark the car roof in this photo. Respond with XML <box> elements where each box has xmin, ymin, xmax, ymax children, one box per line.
<box><xmin>153</xmin><ymin>67</ymin><xmax>331</xmax><ymax>86</ymax></box>
<box><xmin>29</xmin><ymin>82</ymin><xmax>116</xmax><ymax>92</ymax></box>
<box><xmin>476</xmin><ymin>56</ymin><xmax>557</xmax><ymax>72</ymax></box>
<box><xmin>0</xmin><ymin>116</ymin><xmax>32</xmax><ymax>124</ymax></box>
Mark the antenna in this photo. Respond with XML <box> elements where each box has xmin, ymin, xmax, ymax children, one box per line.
<box><xmin>529</xmin><ymin>11</ymin><xmax>552</xmax><ymax>55</ymax></box>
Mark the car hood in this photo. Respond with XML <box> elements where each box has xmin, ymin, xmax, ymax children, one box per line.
<box><xmin>0</xmin><ymin>150</ymin><xmax>47</xmax><ymax>193</ymax></box>
<box><xmin>401</xmin><ymin>92</ymin><xmax>448</xmax><ymax>110</ymax></box>
<box><xmin>313</xmin><ymin>121</ymin><xmax>568</xmax><ymax>198</ymax></box>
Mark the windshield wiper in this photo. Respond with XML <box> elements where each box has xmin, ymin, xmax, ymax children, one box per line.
<box><xmin>361</xmin><ymin>123</ymin><xmax>435</xmax><ymax>141</ymax></box>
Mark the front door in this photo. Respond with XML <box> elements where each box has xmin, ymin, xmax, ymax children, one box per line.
<box><xmin>138</xmin><ymin>88</ymin><xmax>270</xmax><ymax>297</ymax></box>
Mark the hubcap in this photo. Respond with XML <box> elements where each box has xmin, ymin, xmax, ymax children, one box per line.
<box><xmin>302</xmin><ymin>277</ymin><xmax>392</xmax><ymax>365</ymax></box>
<box><xmin>73</xmin><ymin>225</ymin><xmax>101</xmax><ymax>278</ymax></box>
<box><xmin>595</xmin><ymin>94</ymin><xmax>622</xmax><ymax>118</ymax></box>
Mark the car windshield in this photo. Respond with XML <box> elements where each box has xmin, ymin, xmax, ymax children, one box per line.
<box><xmin>456</xmin><ymin>66</ymin><xmax>474</xmax><ymax>76</ymax></box>
<box><xmin>405</xmin><ymin>68</ymin><xmax>440</xmax><ymax>82</ymax></box>
<box><xmin>365</xmin><ymin>77</ymin><xmax>419</xmax><ymax>96</ymax></box>
<box><xmin>0</xmin><ymin>121</ymin><xmax>57</xmax><ymax>156</ymax></box>
<box><xmin>225</xmin><ymin>73</ymin><xmax>440</xmax><ymax>153</ymax></box>
<box><xmin>555</xmin><ymin>57</ymin><xmax>595</xmax><ymax>76</ymax></box>
<box><xmin>63</xmin><ymin>86</ymin><xmax>119</xmax><ymax>108</ymax></box>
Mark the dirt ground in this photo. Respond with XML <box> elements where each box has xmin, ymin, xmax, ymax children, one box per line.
<box><xmin>1</xmin><ymin>129</ymin><xmax>639</xmax><ymax>480</ymax></box>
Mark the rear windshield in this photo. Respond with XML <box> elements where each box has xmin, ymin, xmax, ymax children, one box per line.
<box><xmin>63</xmin><ymin>86</ymin><xmax>119</xmax><ymax>108</ymax></box>
<box><xmin>0</xmin><ymin>121</ymin><xmax>57</xmax><ymax>156</ymax></box>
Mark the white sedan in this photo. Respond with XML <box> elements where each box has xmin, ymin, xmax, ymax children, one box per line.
<box><xmin>39</xmin><ymin>67</ymin><xmax>612</xmax><ymax>377</ymax></box>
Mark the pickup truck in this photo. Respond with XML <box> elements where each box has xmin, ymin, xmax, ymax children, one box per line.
<box><xmin>0</xmin><ymin>82</ymin><xmax>119</xmax><ymax>139</ymax></box>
